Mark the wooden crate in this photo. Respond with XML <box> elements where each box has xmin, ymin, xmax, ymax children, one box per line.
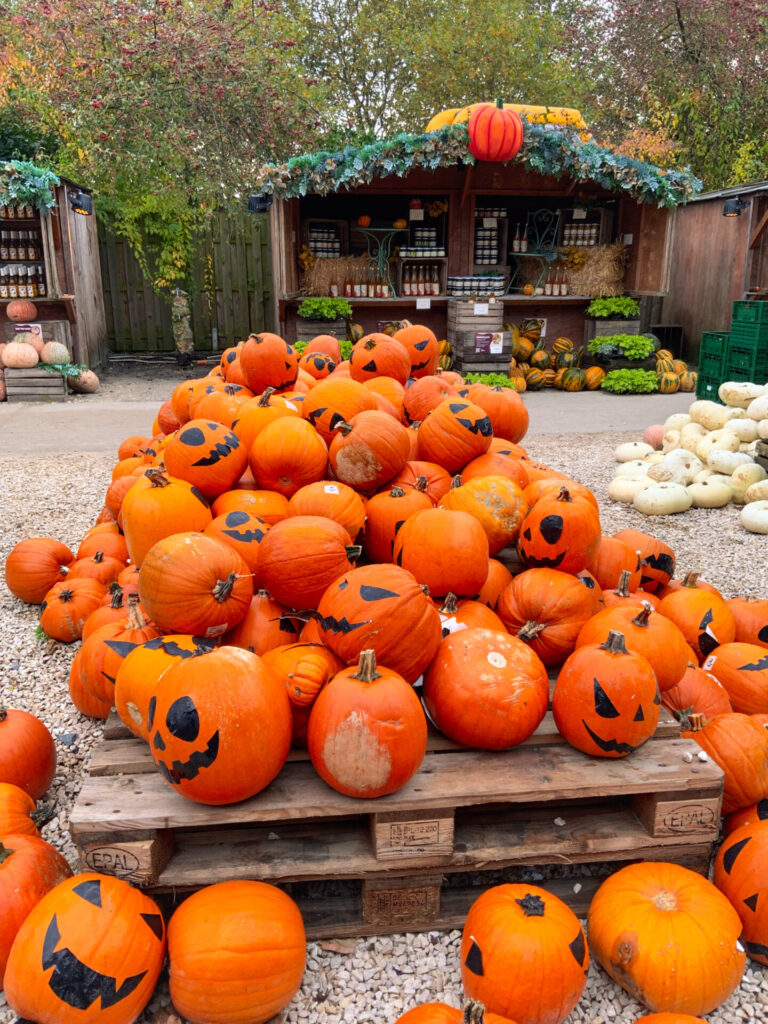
<box><xmin>70</xmin><ymin>709</ymin><xmax>723</xmax><ymax>938</ymax></box>
<box><xmin>3</xmin><ymin>319</ymin><xmax>73</xmax><ymax>346</ymax></box>
<box><xmin>447</xmin><ymin>300</ymin><xmax>504</xmax><ymax>347</ymax></box>
<box><xmin>4</xmin><ymin>366</ymin><xmax>67</xmax><ymax>403</ymax></box>
<box><xmin>452</xmin><ymin>331</ymin><xmax>513</xmax><ymax>370</ymax></box>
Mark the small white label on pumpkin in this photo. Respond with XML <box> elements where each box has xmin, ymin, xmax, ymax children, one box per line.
<box><xmin>487</xmin><ymin>651</ymin><xmax>507</xmax><ymax>668</ymax></box>
<box><xmin>440</xmin><ymin>616</ymin><xmax>468</xmax><ymax>635</ymax></box>
<box><xmin>205</xmin><ymin>623</ymin><xmax>229</xmax><ymax>638</ymax></box>
<box><xmin>284</xmin><ymin>401</ymin><xmax>298</xmax><ymax>411</ymax></box>
<box><xmin>703</xmin><ymin>655</ymin><xmax>716</xmax><ymax>670</ymax></box>
<box><xmin>416</xmin><ymin>297</ymin><xmax>431</xmax><ymax>310</ymax></box>
<box><xmin>324</xmin><ymin>484</ymin><xmax>340</xmax><ymax>494</ymax></box>
<box><xmin>473</xmin><ymin>302</ymin><xmax>489</xmax><ymax>316</ymax></box>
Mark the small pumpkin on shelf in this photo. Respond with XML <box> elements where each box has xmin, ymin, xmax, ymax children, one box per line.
<box><xmin>357</xmin><ymin>215</ymin><xmax>371</xmax><ymax>227</ymax></box>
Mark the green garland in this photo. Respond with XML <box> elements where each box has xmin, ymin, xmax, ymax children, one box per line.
<box><xmin>255</xmin><ymin>122</ymin><xmax>701</xmax><ymax>208</ymax></box>
<box><xmin>0</xmin><ymin>160</ymin><xmax>60</xmax><ymax>212</ymax></box>
<box><xmin>39</xmin><ymin>362</ymin><xmax>88</xmax><ymax>378</ymax></box>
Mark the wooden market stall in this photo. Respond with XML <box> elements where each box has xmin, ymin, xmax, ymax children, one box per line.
<box><xmin>1</xmin><ymin>163</ymin><xmax>107</xmax><ymax>368</ymax></box>
<box><xmin>256</xmin><ymin>119</ymin><xmax>699</xmax><ymax>369</ymax></box>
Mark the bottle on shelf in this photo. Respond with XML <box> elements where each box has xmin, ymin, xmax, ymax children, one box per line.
<box><xmin>8</xmin><ymin>232</ymin><xmax>18</xmax><ymax>260</ymax></box>
<box><xmin>0</xmin><ymin>268</ymin><xmax>7</xmax><ymax>299</ymax></box>
<box><xmin>343</xmin><ymin>273</ymin><xmax>353</xmax><ymax>298</ymax></box>
<box><xmin>402</xmin><ymin>264</ymin><xmax>411</xmax><ymax>297</ymax></box>
<box><xmin>36</xmin><ymin>265</ymin><xmax>47</xmax><ymax>297</ymax></box>
<box><xmin>551</xmin><ymin>266</ymin><xmax>560</xmax><ymax>297</ymax></box>
<box><xmin>519</xmin><ymin>227</ymin><xmax>528</xmax><ymax>254</ymax></box>
<box><xmin>329</xmin><ymin>273</ymin><xmax>339</xmax><ymax>298</ymax></box>
<box><xmin>7</xmin><ymin>265</ymin><xmax>18</xmax><ymax>299</ymax></box>
<box><xmin>512</xmin><ymin>223</ymin><xmax>521</xmax><ymax>253</ymax></box>
<box><xmin>559</xmin><ymin>266</ymin><xmax>569</xmax><ymax>296</ymax></box>
<box><xmin>0</xmin><ymin>232</ymin><xmax>8</xmax><ymax>261</ymax></box>
<box><xmin>416</xmin><ymin>264</ymin><xmax>425</xmax><ymax>297</ymax></box>
<box><xmin>352</xmin><ymin>270</ymin><xmax>361</xmax><ymax>299</ymax></box>
<box><xmin>430</xmin><ymin>264</ymin><xmax>440</xmax><ymax>297</ymax></box>
<box><xmin>380</xmin><ymin>272</ymin><xmax>390</xmax><ymax>299</ymax></box>
<box><xmin>543</xmin><ymin>267</ymin><xmax>553</xmax><ymax>296</ymax></box>
<box><xmin>26</xmin><ymin>266</ymin><xmax>37</xmax><ymax>298</ymax></box>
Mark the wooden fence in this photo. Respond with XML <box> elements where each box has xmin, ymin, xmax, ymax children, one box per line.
<box><xmin>98</xmin><ymin>211</ymin><xmax>274</xmax><ymax>353</ymax></box>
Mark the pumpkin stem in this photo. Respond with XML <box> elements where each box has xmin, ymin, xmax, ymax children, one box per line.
<box><xmin>57</xmin><ymin>588</ymin><xmax>74</xmax><ymax>603</ymax></box>
<box><xmin>420</xmin><ymin>584</ymin><xmax>431</xmax><ymax>597</ymax></box>
<box><xmin>257</xmin><ymin>386</ymin><xmax>276</xmax><ymax>406</ymax></box>
<box><xmin>364</xmin><ymin>338</ymin><xmax>377</xmax><ymax>350</ymax></box>
<box><xmin>31</xmin><ymin>801</ymin><xmax>56</xmax><ymax>827</ymax></box>
<box><xmin>93</xmin><ymin>550</ymin><xmax>105</xmax><ymax>564</ymax></box>
<box><xmin>212</xmin><ymin>573</ymin><xmax>237</xmax><ymax>603</ymax></box>
<box><xmin>126</xmin><ymin>594</ymin><xmax>147</xmax><ymax>630</ymax></box>
<box><xmin>652</xmin><ymin>889</ymin><xmax>678</xmax><ymax>912</ymax></box>
<box><xmin>600</xmin><ymin>630</ymin><xmax>628</xmax><ymax>654</ymax></box>
<box><xmin>146</xmin><ymin>468</ymin><xmax>171</xmax><ymax>488</ymax></box>
<box><xmin>353</xmin><ymin>649</ymin><xmax>381</xmax><ymax>683</ymax></box>
<box><xmin>0</xmin><ymin>706</ymin><xmax>6</xmax><ymax>723</ymax></box>
<box><xmin>108</xmin><ymin>582</ymin><xmax>124</xmax><ymax>609</ymax></box>
<box><xmin>686</xmin><ymin>712</ymin><xmax>708</xmax><ymax>732</ymax></box>
<box><xmin>614</xmin><ymin>570</ymin><xmax>632</xmax><ymax>598</ymax></box>
<box><xmin>440</xmin><ymin>593</ymin><xmax>459</xmax><ymax>615</ymax></box>
<box><xmin>462</xmin><ymin>1001</ymin><xmax>488</xmax><ymax>1024</ymax></box>
<box><xmin>400</xmin><ymin>319</ymin><xmax>412</xmax><ymax>330</ymax></box>
<box><xmin>345</xmin><ymin>545</ymin><xmax>363</xmax><ymax>562</ymax></box>
<box><xmin>515</xmin><ymin>892</ymin><xmax>546</xmax><ymax>916</ymax></box>
<box><xmin>410</xmin><ymin>420</ymin><xmax>422</xmax><ymax>430</ymax></box>
<box><xmin>389</xmin><ymin>487</ymin><xmax>407</xmax><ymax>497</ymax></box>
<box><xmin>555</xmin><ymin>486</ymin><xmax>572</xmax><ymax>502</ymax></box>
<box><xmin>335</xmin><ymin>420</ymin><xmax>354</xmax><ymax>437</ymax></box>
<box><xmin>450</xmin><ymin>474</ymin><xmax>463</xmax><ymax>489</ymax></box>
<box><xmin>631</xmin><ymin>604</ymin><xmax>652</xmax><ymax>628</ymax></box>
<box><xmin>414</xmin><ymin>475</ymin><xmax>428</xmax><ymax>492</ymax></box>
<box><xmin>491</xmin><ymin>385</ymin><xmax>505</xmax><ymax>393</ymax></box>
<box><xmin>0</xmin><ymin>841</ymin><xmax>13</xmax><ymax>865</ymax></box>
<box><xmin>681</xmin><ymin>571</ymin><xmax>700</xmax><ymax>588</ymax></box>
<box><xmin>517</xmin><ymin>619</ymin><xmax>545</xmax><ymax>640</ymax></box>
<box><xmin>670</xmin><ymin>706</ymin><xmax>696</xmax><ymax>731</ymax></box>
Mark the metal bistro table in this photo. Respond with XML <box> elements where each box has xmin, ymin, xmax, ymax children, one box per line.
<box><xmin>356</xmin><ymin>227</ymin><xmax>407</xmax><ymax>297</ymax></box>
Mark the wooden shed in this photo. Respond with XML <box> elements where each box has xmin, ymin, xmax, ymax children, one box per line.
<box><xmin>257</xmin><ymin>122</ymin><xmax>699</xmax><ymax>363</ymax></box>
<box><xmin>1</xmin><ymin>164</ymin><xmax>107</xmax><ymax>368</ymax></box>
<box><xmin>661</xmin><ymin>181</ymin><xmax>768</xmax><ymax>362</ymax></box>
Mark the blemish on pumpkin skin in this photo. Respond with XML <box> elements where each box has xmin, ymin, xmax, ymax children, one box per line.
<box><xmin>334</xmin><ymin>446</ymin><xmax>383</xmax><ymax>487</ymax></box>
<box><xmin>321</xmin><ymin>711</ymin><xmax>392</xmax><ymax>789</ymax></box>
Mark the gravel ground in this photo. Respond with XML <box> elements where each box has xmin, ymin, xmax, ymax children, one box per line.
<box><xmin>1</xmin><ymin>424</ymin><xmax>767</xmax><ymax>1024</ymax></box>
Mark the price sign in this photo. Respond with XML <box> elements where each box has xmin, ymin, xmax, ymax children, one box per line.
<box><xmin>415</xmin><ymin>297</ymin><xmax>431</xmax><ymax>310</ymax></box>
<box><xmin>482</xmin><ymin>217</ymin><xmax>497</xmax><ymax>228</ymax></box>
<box><xmin>409</xmin><ymin>208</ymin><xmax>425</xmax><ymax>221</ymax></box>
<box><xmin>473</xmin><ymin>302</ymin><xmax>489</xmax><ymax>316</ymax></box>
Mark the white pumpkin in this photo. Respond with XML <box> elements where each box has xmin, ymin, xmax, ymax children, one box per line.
<box><xmin>696</xmin><ymin>429</ymin><xmax>740</xmax><ymax>463</ymax></box>
<box><xmin>719</xmin><ymin>381</ymin><xmax>766</xmax><ymax>408</ymax></box>
<box><xmin>645</xmin><ymin>452</ymin><xmax>665</xmax><ymax>466</ymax></box>
<box><xmin>679</xmin><ymin>422</ymin><xmax>708</xmax><ymax>452</ymax></box>
<box><xmin>608</xmin><ymin>476</ymin><xmax>653</xmax><ymax>504</ymax></box>
<box><xmin>664</xmin><ymin>412</ymin><xmax>691</xmax><ymax>432</ymax></box>
<box><xmin>661</xmin><ymin>430</ymin><xmax>681</xmax><ymax>452</ymax></box>
<box><xmin>724</xmin><ymin>417</ymin><xmax>758</xmax><ymax>444</ymax></box>
<box><xmin>692</xmin><ymin>468</ymin><xmax>715</xmax><ymax>483</ymax></box>
<box><xmin>708</xmin><ymin>473</ymin><xmax>737</xmax><ymax>488</ymax></box>
<box><xmin>633</xmin><ymin>482</ymin><xmax>693</xmax><ymax>516</ymax></box>
<box><xmin>741</xmin><ymin>500</ymin><xmax>768</xmax><ymax>534</ymax></box>
<box><xmin>615</xmin><ymin>441</ymin><xmax>654</xmax><ymax>463</ymax></box>
<box><xmin>746</xmin><ymin>395</ymin><xmax>768</xmax><ymax>422</ymax></box>
<box><xmin>40</xmin><ymin>340</ymin><xmax>71</xmax><ymax>365</ymax></box>
<box><xmin>2</xmin><ymin>341</ymin><xmax>39</xmax><ymax>368</ymax></box>
<box><xmin>686</xmin><ymin>479</ymin><xmax>733</xmax><ymax>508</ymax></box>
<box><xmin>744</xmin><ymin>480</ymin><xmax>768</xmax><ymax>504</ymax></box>
<box><xmin>706</xmin><ymin>449</ymin><xmax>754</xmax><ymax>475</ymax></box>
<box><xmin>730</xmin><ymin>463</ymin><xmax>768</xmax><ymax>504</ymax></box>
<box><xmin>690</xmin><ymin>401</ymin><xmax>732</xmax><ymax>431</ymax></box>
<box><xmin>648</xmin><ymin>463</ymin><xmax>688</xmax><ymax>486</ymax></box>
<box><xmin>615</xmin><ymin>459</ymin><xmax>652</xmax><ymax>478</ymax></box>
<box><xmin>758</xmin><ymin>419</ymin><xmax>768</xmax><ymax>440</ymax></box>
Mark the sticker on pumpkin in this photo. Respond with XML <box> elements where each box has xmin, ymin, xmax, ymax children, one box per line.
<box><xmin>704</xmin><ymin>655</ymin><xmax>717</xmax><ymax>670</ymax></box>
<box><xmin>204</xmin><ymin>622</ymin><xmax>229</xmax><ymax>638</ymax></box>
<box><xmin>324</xmin><ymin>484</ymin><xmax>340</xmax><ymax>494</ymax></box>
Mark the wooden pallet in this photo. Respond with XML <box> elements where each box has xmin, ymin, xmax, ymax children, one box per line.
<box><xmin>5</xmin><ymin>366</ymin><xmax>67</xmax><ymax>403</ymax></box>
<box><xmin>70</xmin><ymin>708</ymin><xmax>723</xmax><ymax>937</ymax></box>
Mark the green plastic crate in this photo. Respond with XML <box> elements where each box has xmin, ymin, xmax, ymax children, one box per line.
<box><xmin>695</xmin><ymin>371</ymin><xmax>725</xmax><ymax>403</ymax></box>
<box><xmin>699</xmin><ymin>331</ymin><xmax>729</xmax><ymax>375</ymax></box>
<box><xmin>732</xmin><ymin>299</ymin><xmax>768</xmax><ymax>325</ymax></box>
<box><xmin>724</xmin><ymin>361</ymin><xmax>768</xmax><ymax>385</ymax></box>
<box><xmin>729</xmin><ymin>322</ymin><xmax>768</xmax><ymax>346</ymax></box>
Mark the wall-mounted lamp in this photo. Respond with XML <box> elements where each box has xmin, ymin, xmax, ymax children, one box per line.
<box><xmin>248</xmin><ymin>193</ymin><xmax>273</xmax><ymax>213</ymax></box>
<box><xmin>723</xmin><ymin>196</ymin><xmax>750</xmax><ymax>217</ymax></box>
<box><xmin>69</xmin><ymin>190</ymin><xmax>93</xmax><ymax>216</ymax></box>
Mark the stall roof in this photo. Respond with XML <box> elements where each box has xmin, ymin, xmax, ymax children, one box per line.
<box><xmin>256</xmin><ymin>122</ymin><xmax>701</xmax><ymax>208</ymax></box>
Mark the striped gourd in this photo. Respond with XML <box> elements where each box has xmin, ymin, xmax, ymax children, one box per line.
<box><xmin>555</xmin><ymin>350</ymin><xmax>580</xmax><ymax>369</ymax></box>
<box><xmin>521</xmin><ymin>318</ymin><xmax>542</xmax><ymax>341</ymax></box>
<box><xmin>562</xmin><ymin>367</ymin><xmax>587</xmax><ymax>391</ymax></box>
<box><xmin>553</xmin><ymin>368</ymin><xmax>567</xmax><ymax>389</ymax></box>
<box><xmin>657</xmin><ymin>371</ymin><xmax>680</xmax><ymax>393</ymax></box>
<box><xmin>525</xmin><ymin>368</ymin><xmax>546</xmax><ymax>390</ymax></box>
<box><xmin>656</xmin><ymin>348</ymin><xmax>674</xmax><ymax>361</ymax></box>
<box><xmin>541</xmin><ymin>368</ymin><xmax>556</xmax><ymax>387</ymax></box>
<box><xmin>678</xmin><ymin>370</ymin><xmax>698</xmax><ymax>392</ymax></box>
<box><xmin>512</xmin><ymin>335</ymin><xmax>535</xmax><ymax>362</ymax></box>
<box><xmin>672</xmin><ymin>359</ymin><xmax>687</xmax><ymax>374</ymax></box>
<box><xmin>529</xmin><ymin>346</ymin><xmax>552</xmax><ymax>370</ymax></box>
<box><xmin>438</xmin><ymin>353</ymin><xmax>453</xmax><ymax>370</ymax></box>
<box><xmin>552</xmin><ymin>336</ymin><xmax>574</xmax><ymax>354</ymax></box>
<box><xmin>511</xmin><ymin>375</ymin><xmax>527</xmax><ymax>393</ymax></box>
<box><xmin>438</xmin><ymin>339</ymin><xmax>452</xmax><ymax>355</ymax></box>
<box><xmin>656</xmin><ymin>357</ymin><xmax>676</xmax><ymax>373</ymax></box>
<box><xmin>584</xmin><ymin>365</ymin><xmax>606</xmax><ymax>390</ymax></box>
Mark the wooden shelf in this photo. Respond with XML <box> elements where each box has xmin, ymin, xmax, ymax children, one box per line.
<box><xmin>501</xmin><ymin>294</ymin><xmax>591</xmax><ymax>304</ymax></box>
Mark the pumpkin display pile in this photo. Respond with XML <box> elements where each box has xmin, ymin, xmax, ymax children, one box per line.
<box><xmin>608</xmin><ymin>379</ymin><xmax>768</xmax><ymax>525</ymax></box>
<box><xmin>3</xmin><ymin>324</ymin><xmax>768</xmax><ymax>1022</ymax></box>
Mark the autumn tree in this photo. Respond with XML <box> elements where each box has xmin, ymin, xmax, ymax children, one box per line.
<box><xmin>566</xmin><ymin>0</ymin><xmax>768</xmax><ymax>187</ymax></box>
<box><xmin>1</xmin><ymin>0</ymin><xmax>320</xmax><ymax>287</ymax></box>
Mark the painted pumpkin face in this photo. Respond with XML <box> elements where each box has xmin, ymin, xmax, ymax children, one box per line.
<box><xmin>163</xmin><ymin>419</ymin><xmax>248</xmax><ymax>499</ymax></box>
<box><xmin>147</xmin><ymin>646</ymin><xmax>291</xmax><ymax>804</ymax></box>
<box><xmin>299</xmin><ymin>350</ymin><xmax>336</xmax><ymax>380</ymax></box>
<box><xmin>517</xmin><ymin>487</ymin><xmax>601</xmax><ymax>574</ymax></box>
<box><xmin>553</xmin><ymin>632</ymin><xmax>660</xmax><ymax>758</ymax></box>
<box><xmin>4</xmin><ymin>873</ymin><xmax>165</xmax><ymax>1024</ymax></box>
<box><xmin>714</xmin><ymin>821</ymin><xmax>768</xmax><ymax>965</ymax></box>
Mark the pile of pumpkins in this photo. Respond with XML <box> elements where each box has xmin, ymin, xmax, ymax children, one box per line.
<box><xmin>4</xmin><ymin>322</ymin><xmax>768</xmax><ymax>1023</ymax></box>
<box><xmin>506</xmin><ymin>323</ymin><xmax>603</xmax><ymax>393</ymax></box>
<box><xmin>0</xmin><ymin>333</ymin><xmax>72</xmax><ymax>402</ymax></box>
<box><xmin>609</xmin><ymin>379</ymin><xmax>768</xmax><ymax>529</ymax></box>
<box><xmin>654</xmin><ymin>348</ymin><xmax>697</xmax><ymax>393</ymax></box>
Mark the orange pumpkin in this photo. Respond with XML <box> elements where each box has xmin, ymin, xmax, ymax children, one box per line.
<box><xmin>225</xmin><ymin>590</ymin><xmax>302</xmax><ymax>655</ymax></box>
<box><xmin>390</xmin><ymin>460</ymin><xmax>452</xmax><ymax>504</ymax></box>
<box><xmin>288</xmin><ymin>481</ymin><xmax>366</xmax><ymax>540</ymax></box>
<box><xmin>463</xmin><ymin>383</ymin><xmax>529</xmax><ymax>443</ymax></box>
<box><xmin>301</xmin><ymin>377</ymin><xmax>378</xmax><ymax>444</ymax></box>
<box><xmin>702</xmin><ymin>642</ymin><xmax>768</xmax><ymax>714</ymax></box>
<box><xmin>261</xmin><ymin>641</ymin><xmax>344</xmax><ymax>747</ymax></box>
<box><xmin>163</xmin><ymin>419</ymin><xmax>248</xmax><ymax>498</ymax></box>
<box><xmin>303</xmin><ymin>334</ymin><xmax>342</xmax><ymax>362</ymax></box>
<box><xmin>0</xmin><ymin>708</ymin><xmax>56</xmax><ymax>800</ymax></box>
<box><xmin>612</xmin><ymin>528</ymin><xmax>675</xmax><ymax>593</ymax></box>
<box><xmin>657</xmin><ymin>588</ymin><xmax>736</xmax><ymax>663</ymax></box>
<box><xmin>467</xmin><ymin>102</ymin><xmax>524</xmax><ymax>162</ymax></box>
<box><xmin>239</xmin><ymin>331</ymin><xmax>298</xmax><ymax>393</ymax></box>
<box><xmin>476</xmin><ymin>559</ymin><xmax>513</xmax><ymax>609</ymax></box>
<box><xmin>203</xmin><ymin>510</ymin><xmax>270</xmax><ymax>577</ymax></box>
<box><xmin>39</xmin><ymin>579</ymin><xmax>106</xmax><ymax>642</ymax></box>
<box><xmin>661</xmin><ymin>664</ymin><xmax>732</xmax><ymax>730</ymax></box>
<box><xmin>517</xmin><ymin>486</ymin><xmax>601</xmax><ymax>574</ymax></box>
<box><xmin>120</xmin><ymin>469</ymin><xmax>213</xmax><ymax>567</ymax></box>
<box><xmin>461</xmin><ymin>450</ymin><xmax>529</xmax><ymax>490</ymax></box>
<box><xmin>436</xmin><ymin>592</ymin><xmax>506</xmax><ymax>635</ymax></box>
<box><xmin>440</xmin><ymin>475</ymin><xmax>527</xmax><ymax>555</ymax></box>
<box><xmin>5</xmin><ymin>538</ymin><xmax>75</xmax><ymax>605</ymax></box>
<box><xmin>688</xmin><ymin>713</ymin><xmax>768</xmax><ymax>813</ymax></box>
<box><xmin>68</xmin><ymin>650</ymin><xmax>112</xmax><ymax>720</ymax></box>
<box><xmin>78</xmin><ymin>597</ymin><xmax>161</xmax><ymax>705</ymax></box>
<box><xmin>585</xmin><ymin>536</ymin><xmax>641</xmax><ymax>591</ymax></box>
<box><xmin>393</xmin><ymin>507</ymin><xmax>489</xmax><ymax>598</ymax></box>
<box><xmin>727</xmin><ymin>596</ymin><xmax>768</xmax><ymax>648</ymax></box>
<box><xmin>393</xmin><ymin>322</ymin><xmax>440</xmax><ymax>378</ymax></box>
<box><xmin>364</xmin><ymin>483</ymin><xmax>433</xmax><ymax>563</ymax></box>
<box><xmin>211</xmin><ymin>488</ymin><xmax>290</xmax><ymax>525</ymax></box>
<box><xmin>231</xmin><ymin>389</ymin><xmax>302</xmax><ymax>452</ymax></box>
<box><xmin>403</xmin><ymin>374</ymin><xmax>461</xmax><ymax>423</ymax></box>
<box><xmin>0</xmin><ymin>782</ymin><xmax>40</xmax><ymax>837</ymax></box>
<box><xmin>329</xmin><ymin>410</ymin><xmax>411</xmax><ymax>493</ymax></box>
<box><xmin>714</xmin><ymin>820</ymin><xmax>768</xmax><ymax>966</ymax></box>
<box><xmin>249</xmin><ymin>417</ymin><xmax>328</xmax><ymax>498</ymax></box>
<box><xmin>349</xmin><ymin>334</ymin><xmax>411</xmax><ymax>384</ymax></box>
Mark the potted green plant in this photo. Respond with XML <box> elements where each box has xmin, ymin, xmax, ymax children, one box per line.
<box><xmin>584</xmin><ymin>296</ymin><xmax>641</xmax><ymax>342</ymax></box>
<box><xmin>586</xmin><ymin>333</ymin><xmax>657</xmax><ymax>371</ymax></box>
<box><xmin>295</xmin><ymin>297</ymin><xmax>353</xmax><ymax>342</ymax></box>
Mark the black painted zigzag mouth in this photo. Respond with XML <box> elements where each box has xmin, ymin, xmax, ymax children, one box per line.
<box><xmin>156</xmin><ymin>730</ymin><xmax>220</xmax><ymax>785</ymax></box>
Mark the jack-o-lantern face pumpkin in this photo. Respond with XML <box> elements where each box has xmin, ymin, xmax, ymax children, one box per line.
<box><xmin>148</xmin><ymin>646</ymin><xmax>291</xmax><ymax>804</ymax></box>
<box><xmin>4</xmin><ymin>873</ymin><xmax>165</xmax><ymax>1024</ymax></box>
<box><xmin>714</xmin><ymin>820</ymin><xmax>768</xmax><ymax>965</ymax></box>
<box><xmin>163</xmin><ymin>419</ymin><xmax>248</xmax><ymax>499</ymax></box>
<box><xmin>517</xmin><ymin>486</ymin><xmax>601</xmax><ymax>575</ymax></box>
<box><xmin>553</xmin><ymin>631</ymin><xmax>660</xmax><ymax>758</ymax></box>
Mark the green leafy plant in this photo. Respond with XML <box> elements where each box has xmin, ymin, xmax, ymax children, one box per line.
<box><xmin>296</xmin><ymin>297</ymin><xmax>353</xmax><ymax>322</ymax></box>
<box><xmin>40</xmin><ymin>363</ymin><xmax>89</xmax><ymax>378</ymax></box>
<box><xmin>585</xmin><ymin>297</ymin><xmax>640</xmax><ymax>319</ymax></box>
<box><xmin>587</xmin><ymin>334</ymin><xmax>655</xmax><ymax>359</ymax></box>
<box><xmin>600</xmin><ymin>369</ymin><xmax>659</xmax><ymax>393</ymax></box>
<box><xmin>464</xmin><ymin>372</ymin><xmax>519</xmax><ymax>389</ymax></box>
<box><xmin>0</xmin><ymin>160</ymin><xmax>60</xmax><ymax>212</ymax></box>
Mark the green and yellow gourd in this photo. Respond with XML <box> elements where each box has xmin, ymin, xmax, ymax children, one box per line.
<box><xmin>679</xmin><ymin>370</ymin><xmax>698</xmax><ymax>392</ymax></box>
<box><xmin>655</xmin><ymin>348</ymin><xmax>674</xmax><ymax>362</ymax></box>
<box><xmin>347</xmin><ymin>322</ymin><xmax>365</xmax><ymax>342</ymax></box>
<box><xmin>529</xmin><ymin>345</ymin><xmax>552</xmax><ymax>371</ymax></box>
<box><xmin>672</xmin><ymin>359</ymin><xmax>688</xmax><ymax>375</ymax></box>
<box><xmin>562</xmin><ymin>367</ymin><xmax>587</xmax><ymax>391</ymax></box>
<box><xmin>657</xmin><ymin>371</ymin><xmax>680</xmax><ymax>393</ymax></box>
<box><xmin>552</xmin><ymin>336</ymin><xmax>574</xmax><ymax>354</ymax></box>
<box><xmin>655</xmin><ymin>356</ymin><xmax>676</xmax><ymax>374</ymax></box>
<box><xmin>525</xmin><ymin>368</ymin><xmax>546</xmax><ymax>390</ymax></box>
<box><xmin>438</xmin><ymin>353</ymin><xmax>453</xmax><ymax>370</ymax></box>
<box><xmin>541</xmin><ymin>368</ymin><xmax>556</xmax><ymax>387</ymax></box>
<box><xmin>555</xmin><ymin>349</ymin><xmax>581</xmax><ymax>370</ymax></box>
<box><xmin>554</xmin><ymin>368</ymin><xmax>567</xmax><ymax>389</ymax></box>
<box><xmin>520</xmin><ymin>318</ymin><xmax>542</xmax><ymax>341</ymax></box>
<box><xmin>584</xmin><ymin>365</ymin><xmax>606</xmax><ymax>390</ymax></box>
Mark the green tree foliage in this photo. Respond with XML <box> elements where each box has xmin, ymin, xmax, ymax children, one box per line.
<box><xmin>567</xmin><ymin>1</ymin><xmax>768</xmax><ymax>188</ymax></box>
<box><xmin>281</xmin><ymin>0</ymin><xmax>584</xmax><ymax>141</ymax></box>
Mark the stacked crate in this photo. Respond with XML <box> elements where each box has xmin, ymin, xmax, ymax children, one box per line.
<box><xmin>696</xmin><ymin>300</ymin><xmax>768</xmax><ymax>402</ymax></box>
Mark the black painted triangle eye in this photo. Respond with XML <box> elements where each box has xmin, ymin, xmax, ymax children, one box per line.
<box><xmin>569</xmin><ymin>930</ymin><xmax>587</xmax><ymax>968</ymax></box>
<box><xmin>147</xmin><ymin>695</ymin><xmax>157</xmax><ymax>731</ymax></box>
<box><xmin>464</xmin><ymin>938</ymin><xmax>483</xmax><ymax>975</ymax></box>
<box><xmin>723</xmin><ymin>835</ymin><xmax>752</xmax><ymax>874</ymax></box>
<box><xmin>633</xmin><ymin>704</ymin><xmax>645</xmax><ymax>722</ymax></box>
<box><xmin>744</xmin><ymin>893</ymin><xmax>759</xmax><ymax>912</ymax></box>
<box><xmin>141</xmin><ymin>912</ymin><xmax>165</xmax><ymax>940</ymax></box>
<box><xmin>539</xmin><ymin>515</ymin><xmax>563</xmax><ymax>544</ymax></box>
<box><xmin>73</xmin><ymin>879</ymin><xmax>102</xmax><ymax>907</ymax></box>
<box><xmin>166</xmin><ymin>696</ymin><xmax>200</xmax><ymax>742</ymax></box>
<box><xmin>360</xmin><ymin>585</ymin><xmax>399</xmax><ymax>601</ymax></box>
<box><xmin>594</xmin><ymin>677</ymin><xmax>620</xmax><ymax>718</ymax></box>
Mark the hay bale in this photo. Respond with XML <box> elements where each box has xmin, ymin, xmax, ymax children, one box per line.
<box><xmin>564</xmin><ymin>243</ymin><xmax>629</xmax><ymax>298</ymax></box>
<box><xmin>301</xmin><ymin>255</ymin><xmax>372</xmax><ymax>296</ymax></box>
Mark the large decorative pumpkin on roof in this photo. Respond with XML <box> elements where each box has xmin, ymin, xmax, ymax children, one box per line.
<box><xmin>4</xmin><ymin>872</ymin><xmax>166</xmax><ymax>1024</ymax></box>
<box><xmin>147</xmin><ymin>645</ymin><xmax>291</xmax><ymax>804</ymax></box>
<box><xmin>587</xmin><ymin>861</ymin><xmax>745</xmax><ymax>1016</ymax></box>
<box><xmin>467</xmin><ymin>101</ymin><xmax>524</xmax><ymax>162</ymax></box>
<box><xmin>461</xmin><ymin>883</ymin><xmax>588</xmax><ymax>1024</ymax></box>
